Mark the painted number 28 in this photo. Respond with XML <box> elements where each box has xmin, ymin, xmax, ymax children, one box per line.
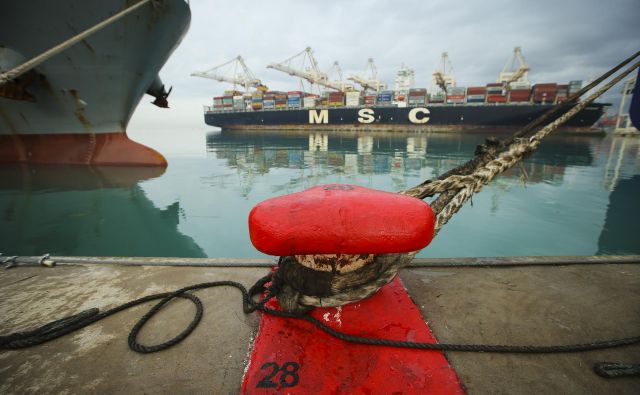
<box><xmin>256</xmin><ymin>361</ymin><xmax>300</xmax><ymax>388</ymax></box>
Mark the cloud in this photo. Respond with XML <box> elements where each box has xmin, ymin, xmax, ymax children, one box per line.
<box><xmin>130</xmin><ymin>0</ymin><xmax>640</xmax><ymax>129</ymax></box>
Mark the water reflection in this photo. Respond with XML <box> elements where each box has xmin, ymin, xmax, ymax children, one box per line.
<box><xmin>206</xmin><ymin>129</ymin><xmax>597</xmax><ymax>191</ymax></box>
<box><xmin>0</xmin><ymin>165</ymin><xmax>206</xmax><ymax>257</ymax></box>
<box><xmin>2</xmin><ymin>131</ymin><xmax>638</xmax><ymax>259</ymax></box>
<box><xmin>598</xmin><ymin>137</ymin><xmax>640</xmax><ymax>254</ymax></box>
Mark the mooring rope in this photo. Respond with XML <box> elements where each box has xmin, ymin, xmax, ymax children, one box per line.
<box><xmin>0</xmin><ymin>0</ymin><xmax>153</xmax><ymax>86</ymax></box>
<box><xmin>403</xmin><ymin>58</ymin><xmax>640</xmax><ymax>232</ymax></box>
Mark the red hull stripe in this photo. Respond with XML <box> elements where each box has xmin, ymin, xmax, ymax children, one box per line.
<box><xmin>0</xmin><ymin>132</ymin><xmax>166</xmax><ymax>166</ymax></box>
<box><xmin>241</xmin><ymin>276</ymin><xmax>464</xmax><ymax>394</ymax></box>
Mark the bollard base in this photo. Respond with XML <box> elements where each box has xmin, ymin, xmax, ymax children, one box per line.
<box><xmin>241</xmin><ymin>276</ymin><xmax>464</xmax><ymax>394</ymax></box>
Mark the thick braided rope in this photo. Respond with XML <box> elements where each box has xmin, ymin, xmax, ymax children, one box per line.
<box><xmin>277</xmin><ymin>253</ymin><xmax>416</xmax><ymax>311</ymax></box>
<box><xmin>402</xmin><ymin>60</ymin><xmax>640</xmax><ymax>233</ymax></box>
<box><xmin>0</xmin><ymin>0</ymin><xmax>152</xmax><ymax>86</ymax></box>
<box><xmin>298</xmin><ymin>261</ymin><xmax>403</xmax><ymax>307</ymax></box>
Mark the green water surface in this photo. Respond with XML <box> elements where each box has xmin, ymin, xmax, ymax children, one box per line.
<box><xmin>1</xmin><ymin>129</ymin><xmax>638</xmax><ymax>258</ymax></box>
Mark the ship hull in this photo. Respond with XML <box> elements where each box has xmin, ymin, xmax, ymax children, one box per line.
<box><xmin>205</xmin><ymin>103</ymin><xmax>605</xmax><ymax>133</ymax></box>
<box><xmin>0</xmin><ymin>0</ymin><xmax>191</xmax><ymax>166</ymax></box>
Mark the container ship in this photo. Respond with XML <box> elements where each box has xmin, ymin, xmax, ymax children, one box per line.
<box><xmin>197</xmin><ymin>48</ymin><xmax>605</xmax><ymax>132</ymax></box>
<box><xmin>0</xmin><ymin>0</ymin><xmax>191</xmax><ymax>166</ymax></box>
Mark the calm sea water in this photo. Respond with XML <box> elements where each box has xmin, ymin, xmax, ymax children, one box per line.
<box><xmin>1</xmin><ymin>129</ymin><xmax>639</xmax><ymax>259</ymax></box>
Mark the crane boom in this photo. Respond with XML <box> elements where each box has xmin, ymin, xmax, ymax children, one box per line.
<box><xmin>267</xmin><ymin>47</ymin><xmax>349</xmax><ymax>92</ymax></box>
<box><xmin>498</xmin><ymin>47</ymin><xmax>530</xmax><ymax>85</ymax></box>
<box><xmin>191</xmin><ymin>56</ymin><xmax>264</xmax><ymax>92</ymax></box>
<box><xmin>432</xmin><ymin>52</ymin><xmax>455</xmax><ymax>93</ymax></box>
<box><xmin>348</xmin><ymin>58</ymin><xmax>387</xmax><ymax>92</ymax></box>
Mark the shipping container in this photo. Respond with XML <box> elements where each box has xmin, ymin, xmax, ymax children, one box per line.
<box><xmin>303</xmin><ymin>97</ymin><xmax>317</xmax><ymax>108</ymax></box>
<box><xmin>509</xmin><ymin>81</ymin><xmax>531</xmax><ymax>90</ymax></box>
<box><xmin>508</xmin><ymin>89</ymin><xmax>531</xmax><ymax>102</ymax></box>
<box><xmin>466</xmin><ymin>94</ymin><xmax>486</xmax><ymax>103</ymax></box>
<box><xmin>532</xmin><ymin>92</ymin><xmax>557</xmax><ymax>103</ymax></box>
<box><xmin>448</xmin><ymin>87</ymin><xmax>466</xmax><ymax>94</ymax></box>
<box><xmin>467</xmin><ymin>87</ymin><xmax>487</xmax><ymax>95</ymax></box>
<box><xmin>533</xmin><ymin>83</ymin><xmax>557</xmax><ymax>90</ymax></box>
<box><xmin>345</xmin><ymin>92</ymin><xmax>361</xmax><ymax>106</ymax></box>
<box><xmin>487</xmin><ymin>95</ymin><xmax>508</xmax><ymax>103</ymax></box>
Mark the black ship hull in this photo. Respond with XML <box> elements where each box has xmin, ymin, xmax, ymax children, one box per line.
<box><xmin>204</xmin><ymin>103</ymin><xmax>605</xmax><ymax>133</ymax></box>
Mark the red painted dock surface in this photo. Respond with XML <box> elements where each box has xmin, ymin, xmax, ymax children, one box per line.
<box><xmin>241</xmin><ymin>276</ymin><xmax>464</xmax><ymax>394</ymax></box>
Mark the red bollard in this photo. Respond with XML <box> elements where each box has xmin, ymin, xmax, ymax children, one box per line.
<box><xmin>242</xmin><ymin>185</ymin><xmax>464</xmax><ymax>394</ymax></box>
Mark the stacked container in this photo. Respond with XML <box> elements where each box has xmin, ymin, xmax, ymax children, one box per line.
<box><xmin>251</xmin><ymin>93</ymin><xmax>263</xmax><ymax>111</ymax></box>
<box><xmin>532</xmin><ymin>83</ymin><xmax>557</xmax><ymax>104</ymax></box>
<box><xmin>446</xmin><ymin>86</ymin><xmax>466</xmax><ymax>104</ymax></box>
<box><xmin>233</xmin><ymin>95</ymin><xmax>244</xmax><ymax>110</ymax></box>
<box><xmin>345</xmin><ymin>91</ymin><xmax>361</xmax><ymax>107</ymax></box>
<box><xmin>377</xmin><ymin>90</ymin><xmax>393</xmax><ymax>106</ymax></box>
<box><xmin>508</xmin><ymin>89</ymin><xmax>531</xmax><ymax>103</ymax></box>
<box><xmin>274</xmin><ymin>92</ymin><xmax>287</xmax><ymax>109</ymax></box>
<box><xmin>213</xmin><ymin>96</ymin><xmax>224</xmax><ymax>111</ymax></box>
<box><xmin>328</xmin><ymin>91</ymin><xmax>345</xmax><ymax>106</ymax></box>
<box><xmin>303</xmin><ymin>94</ymin><xmax>318</xmax><ymax>108</ymax></box>
<box><xmin>243</xmin><ymin>93</ymin><xmax>252</xmax><ymax>110</ymax></box>
<box><xmin>486</xmin><ymin>83</ymin><xmax>507</xmax><ymax>103</ymax></box>
<box><xmin>408</xmin><ymin>88</ymin><xmax>427</xmax><ymax>106</ymax></box>
<box><xmin>287</xmin><ymin>91</ymin><xmax>303</xmax><ymax>109</ymax></box>
<box><xmin>568</xmin><ymin>80</ymin><xmax>582</xmax><ymax>96</ymax></box>
<box><xmin>222</xmin><ymin>95</ymin><xmax>234</xmax><ymax>110</ymax></box>
<box><xmin>509</xmin><ymin>81</ymin><xmax>531</xmax><ymax>90</ymax></box>
<box><xmin>466</xmin><ymin>87</ymin><xmax>486</xmax><ymax>103</ymax></box>
<box><xmin>555</xmin><ymin>84</ymin><xmax>569</xmax><ymax>103</ymax></box>
<box><xmin>364</xmin><ymin>93</ymin><xmax>377</xmax><ymax>106</ymax></box>
<box><xmin>429</xmin><ymin>93</ymin><xmax>445</xmax><ymax>103</ymax></box>
<box><xmin>263</xmin><ymin>92</ymin><xmax>276</xmax><ymax>110</ymax></box>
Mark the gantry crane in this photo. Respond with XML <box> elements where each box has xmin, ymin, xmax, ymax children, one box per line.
<box><xmin>191</xmin><ymin>56</ymin><xmax>267</xmax><ymax>92</ymax></box>
<box><xmin>326</xmin><ymin>61</ymin><xmax>355</xmax><ymax>91</ymax></box>
<box><xmin>267</xmin><ymin>47</ymin><xmax>350</xmax><ymax>92</ymax></box>
<box><xmin>498</xmin><ymin>47</ymin><xmax>530</xmax><ymax>85</ymax></box>
<box><xmin>348</xmin><ymin>58</ymin><xmax>387</xmax><ymax>92</ymax></box>
<box><xmin>432</xmin><ymin>52</ymin><xmax>456</xmax><ymax>93</ymax></box>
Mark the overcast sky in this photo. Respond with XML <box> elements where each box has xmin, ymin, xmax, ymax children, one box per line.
<box><xmin>129</xmin><ymin>0</ymin><xmax>640</xmax><ymax>133</ymax></box>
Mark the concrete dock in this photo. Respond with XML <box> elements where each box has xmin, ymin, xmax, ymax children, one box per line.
<box><xmin>1</xmin><ymin>257</ymin><xmax>639</xmax><ymax>394</ymax></box>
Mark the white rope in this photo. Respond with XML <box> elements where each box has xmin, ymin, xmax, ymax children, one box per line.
<box><xmin>0</xmin><ymin>0</ymin><xmax>153</xmax><ymax>86</ymax></box>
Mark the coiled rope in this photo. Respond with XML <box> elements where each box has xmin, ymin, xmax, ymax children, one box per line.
<box><xmin>0</xmin><ymin>0</ymin><xmax>153</xmax><ymax>86</ymax></box>
<box><xmin>2</xmin><ymin>269</ymin><xmax>639</xmax><ymax>378</ymax></box>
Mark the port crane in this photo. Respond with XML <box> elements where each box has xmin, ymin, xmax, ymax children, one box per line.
<box><xmin>348</xmin><ymin>58</ymin><xmax>387</xmax><ymax>92</ymax></box>
<box><xmin>498</xmin><ymin>47</ymin><xmax>530</xmax><ymax>85</ymax></box>
<box><xmin>191</xmin><ymin>56</ymin><xmax>267</xmax><ymax>92</ymax></box>
<box><xmin>267</xmin><ymin>47</ymin><xmax>350</xmax><ymax>92</ymax></box>
<box><xmin>432</xmin><ymin>52</ymin><xmax>456</xmax><ymax>93</ymax></box>
<box><xmin>326</xmin><ymin>61</ymin><xmax>355</xmax><ymax>91</ymax></box>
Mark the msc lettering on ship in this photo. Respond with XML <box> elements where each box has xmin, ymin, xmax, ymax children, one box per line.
<box><xmin>308</xmin><ymin>109</ymin><xmax>329</xmax><ymax>124</ymax></box>
<box><xmin>308</xmin><ymin>108</ymin><xmax>431</xmax><ymax>124</ymax></box>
